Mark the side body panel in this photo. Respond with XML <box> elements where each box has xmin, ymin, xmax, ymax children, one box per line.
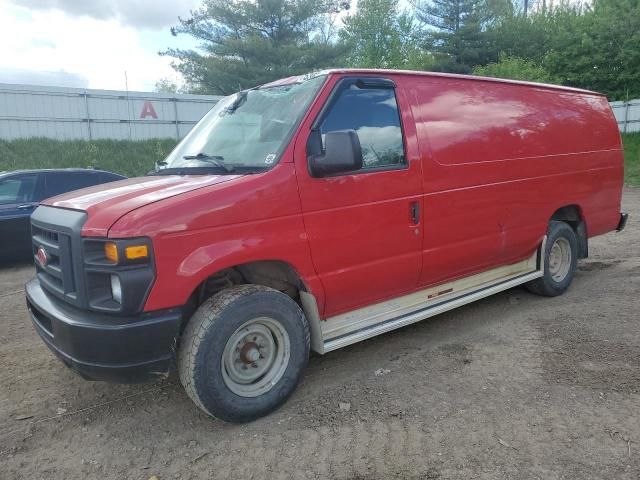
<box><xmin>407</xmin><ymin>76</ymin><xmax>623</xmax><ymax>287</ymax></box>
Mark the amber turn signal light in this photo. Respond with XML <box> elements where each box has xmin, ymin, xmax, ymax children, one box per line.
<box><xmin>104</xmin><ymin>242</ymin><xmax>119</xmax><ymax>263</ymax></box>
<box><xmin>125</xmin><ymin>245</ymin><xmax>149</xmax><ymax>260</ymax></box>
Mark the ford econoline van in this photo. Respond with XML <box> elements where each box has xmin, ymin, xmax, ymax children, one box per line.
<box><xmin>25</xmin><ymin>69</ymin><xmax>627</xmax><ymax>422</ymax></box>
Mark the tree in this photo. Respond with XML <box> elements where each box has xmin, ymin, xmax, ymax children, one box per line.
<box><xmin>487</xmin><ymin>0</ymin><xmax>640</xmax><ymax>100</ymax></box>
<box><xmin>339</xmin><ymin>0</ymin><xmax>433</xmax><ymax>69</ymax></box>
<box><xmin>542</xmin><ymin>0</ymin><xmax>640</xmax><ymax>99</ymax></box>
<box><xmin>473</xmin><ymin>53</ymin><xmax>560</xmax><ymax>83</ymax></box>
<box><xmin>488</xmin><ymin>10</ymin><xmax>551</xmax><ymax>64</ymax></box>
<box><xmin>414</xmin><ymin>0</ymin><xmax>512</xmax><ymax>73</ymax></box>
<box><xmin>154</xmin><ymin>78</ymin><xmax>180</xmax><ymax>93</ymax></box>
<box><xmin>162</xmin><ymin>0</ymin><xmax>349</xmax><ymax>95</ymax></box>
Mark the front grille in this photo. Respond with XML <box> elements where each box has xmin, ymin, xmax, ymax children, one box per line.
<box><xmin>32</xmin><ymin>224</ymin><xmax>77</xmax><ymax>301</ymax></box>
<box><xmin>30</xmin><ymin>206</ymin><xmax>88</xmax><ymax>308</ymax></box>
<box><xmin>33</xmin><ymin>227</ymin><xmax>58</xmax><ymax>246</ymax></box>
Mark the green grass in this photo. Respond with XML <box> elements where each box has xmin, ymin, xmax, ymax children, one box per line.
<box><xmin>622</xmin><ymin>133</ymin><xmax>640</xmax><ymax>187</ymax></box>
<box><xmin>1</xmin><ymin>135</ymin><xmax>639</xmax><ymax>185</ymax></box>
<box><xmin>0</xmin><ymin>138</ymin><xmax>178</xmax><ymax>178</ymax></box>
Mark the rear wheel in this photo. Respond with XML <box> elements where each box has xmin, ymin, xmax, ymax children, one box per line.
<box><xmin>526</xmin><ymin>221</ymin><xmax>578</xmax><ymax>297</ymax></box>
<box><xmin>178</xmin><ymin>285</ymin><xmax>310</xmax><ymax>423</ymax></box>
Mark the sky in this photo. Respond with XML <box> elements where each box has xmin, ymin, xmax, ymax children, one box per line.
<box><xmin>0</xmin><ymin>0</ymin><xmax>201</xmax><ymax>92</ymax></box>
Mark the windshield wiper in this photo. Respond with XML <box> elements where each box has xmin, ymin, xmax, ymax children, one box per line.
<box><xmin>182</xmin><ymin>153</ymin><xmax>235</xmax><ymax>173</ymax></box>
<box><xmin>148</xmin><ymin>165</ymin><xmax>268</xmax><ymax>176</ymax></box>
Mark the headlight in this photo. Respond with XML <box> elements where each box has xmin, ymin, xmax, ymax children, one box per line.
<box><xmin>83</xmin><ymin>237</ymin><xmax>154</xmax><ymax>314</ymax></box>
<box><xmin>104</xmin><ymin>242</ymin><xmax>119</xmax><ymax>263</ymax></box>
<box><xmin>110</xmin><ymin>275</ymin><xmax>123</xmax><ymax>304</ymax></box>
<box><xmin>104</xmin><ymin>242</ymin><xmax>149</xmax><ymax>264</ymax></box>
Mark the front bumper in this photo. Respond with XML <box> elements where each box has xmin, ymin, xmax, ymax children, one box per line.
<box><xmin>26</xmin><ymin>278</ymin><xmax>182</xmax><ymax>383</ymax></box>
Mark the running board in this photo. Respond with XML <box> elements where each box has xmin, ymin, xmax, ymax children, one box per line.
<box><xmin>301</xmin><ymin>248</ymin><xmax>544</xmax><ymax>355</ymax></box>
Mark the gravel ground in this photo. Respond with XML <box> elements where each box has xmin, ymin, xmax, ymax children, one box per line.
<box><xmin>1</xmin><ymin>188</ymin><xmax>638</xmax><ymax>480</ymax></box>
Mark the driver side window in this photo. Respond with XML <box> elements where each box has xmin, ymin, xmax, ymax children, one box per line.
<box><xmin>320</xmin><ymin>84</ymin><xmax>405</xmax><ymax>170</ymax></box>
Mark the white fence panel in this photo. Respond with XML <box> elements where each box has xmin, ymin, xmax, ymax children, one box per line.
<box><xmin>610</xmin><ymin>100</ymin><xmax>640</xmax><ymax>133</ymax></box>
<box><xmin>1</xmin><ymin>82</ymin><xmax>639</xmax><ymax>140</ymax></box>
<box><xmin>0</xmin><ymin>83</ymin><xmax>221</xmax><ymax>141</ymax></box>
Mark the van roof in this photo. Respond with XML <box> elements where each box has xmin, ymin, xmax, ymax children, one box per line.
<box><xmin>321</xmin><ymin>68</ymin><xmax>603</xmax><ymax>97</ymax></box>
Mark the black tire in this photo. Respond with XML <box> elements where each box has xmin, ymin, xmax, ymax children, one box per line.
<box><xmin>178</xmin><ymin>285</ymin><xmax>310</xmax><ymax>423</ymax></box>
<box><xmin>526</xmin><ymin>221</ymin><xmax>578</xmax><ymax>297</ymax></box>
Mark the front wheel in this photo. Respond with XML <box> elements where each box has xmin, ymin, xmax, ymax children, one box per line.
<box><xmin>526</xmin><ymin>221</ymin><xmax>578</xmax><ymax>297</ymax></box>
<box><xmin>178</xmin><ymin>285</ymin><xmax>310</xmax><ymax>423</ymax></box>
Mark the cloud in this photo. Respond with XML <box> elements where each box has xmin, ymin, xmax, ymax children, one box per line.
<box><xmin>0</xmin><ymin>68</ymin><xmax>89</xmax><ymax>88</ymax></box>
<box><xmin>0</xmin><ymin>4</ymin><xmax>182</xmax><ymax>91</ymax></box>
<box><xmin>11</xmin><ymin>0</ymin><xmax>199</xmax><ymax>30</ymax></box>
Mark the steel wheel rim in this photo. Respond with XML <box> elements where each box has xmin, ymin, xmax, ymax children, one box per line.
<box><xmin>548</xmin><ymin>237</ymin><xmax>571</xmax><ymax>282</ymax></box>
<box><xmin>221</xmin><ymin>317</ymin><xmax>290</xmax><ymax>398</ymax></box>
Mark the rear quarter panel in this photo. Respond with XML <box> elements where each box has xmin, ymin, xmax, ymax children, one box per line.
<box><xmin>406</xmin><ymin>76</ymin><xmax>623</xmax><ymax>286</ymax></box>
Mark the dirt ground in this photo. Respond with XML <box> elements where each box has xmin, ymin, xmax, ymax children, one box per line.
<box><xmin>1</xmin><ymin>188</ymin><xmax>639</xmax><ymax>480</ymax></box>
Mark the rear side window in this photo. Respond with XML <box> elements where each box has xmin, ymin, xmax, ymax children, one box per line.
<box><xmin>0</xmin><ymin>175</ymin><xmax>37</xmax><ymax>205</ymax></box>
<box><xmin>45</xmin><ymin>172</ymin><xmax>101</xmax><ymax>198</ymax></box>
<box><xmin>320</xmin><ymin>85</ymin><xmax>405</xmax><ymax>170</ymax></box>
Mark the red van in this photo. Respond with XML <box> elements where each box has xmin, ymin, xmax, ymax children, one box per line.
<box><xmin>25</xmin><ymin>69</ymin><xmax>627</xmax><ymax>422</ymax></box>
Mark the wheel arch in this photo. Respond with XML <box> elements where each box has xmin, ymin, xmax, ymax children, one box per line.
<box><xmin>550</xmin><ymin>204</ymin><xmax>588</xmax><ymax>259</ymax></box>
<box><xmin>188</xmin><ymin>259</ymin><xmax>308</xmax><ymax>303</ymax></box>
<box><xmin>182</xmin><ymin>259</ymin><xmax>324</xmax><ymax>351</ymax></box>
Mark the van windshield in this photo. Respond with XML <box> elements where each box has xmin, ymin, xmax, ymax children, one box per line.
<box><xmin>160</xmin><ymin>74</ymin><xmax>326</xmax><ymax>173</ymax></box>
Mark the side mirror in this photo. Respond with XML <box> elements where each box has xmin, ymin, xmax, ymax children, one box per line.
<box><xmin>308</xmin><ymin>130</ymin><xmax>363</xmax><ymax>177</ymax></box>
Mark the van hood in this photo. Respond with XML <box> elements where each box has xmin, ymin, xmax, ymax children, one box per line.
<box><xmin>44</xmin><ymin>174</ymin><xmax>244</xmax><ymax>237</ymax></box>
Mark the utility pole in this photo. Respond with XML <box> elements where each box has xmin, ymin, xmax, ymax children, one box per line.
<box><xmin>124</xmin><ymin>70</ymin><xmax>132</xmax><ymax>141</ymax></box>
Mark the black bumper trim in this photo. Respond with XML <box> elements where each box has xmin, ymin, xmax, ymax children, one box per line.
<box><xmin>617</xmin><ymin>212</ymin><xmax>629</xmax><ymax>232</ymax></box>
<box><xmin>26</xmin><ymin>278</ymin><xmax>182</xmax><ymax>383</ymax></box>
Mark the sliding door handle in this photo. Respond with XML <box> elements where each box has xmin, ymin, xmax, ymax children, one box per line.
<box><xmin>410</xmin><ymin>202</ymin><xmax>420</xmax><ymax>225</ymax></box>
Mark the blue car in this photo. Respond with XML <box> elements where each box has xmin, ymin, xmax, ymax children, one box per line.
<box><xmin>0</xmin><ymin>169</ymin><xmax>126</xmax><ymax>263</ymax></box>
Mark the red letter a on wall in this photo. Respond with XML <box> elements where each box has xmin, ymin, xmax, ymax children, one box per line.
<box><xmin>140</xmin><ymin>101</ymin><xmax>158</xmax><ymax>119</ymax></box>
